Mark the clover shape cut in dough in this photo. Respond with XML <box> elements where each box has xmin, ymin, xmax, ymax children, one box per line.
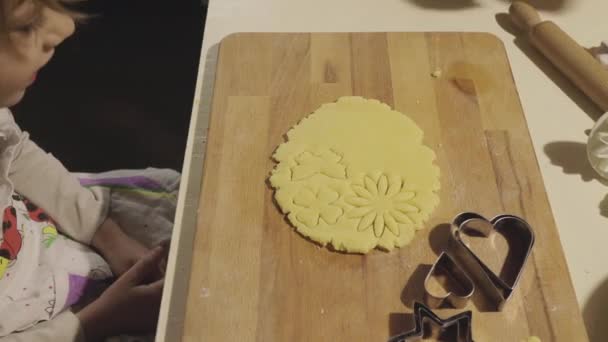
<box><xmin>293</xmin><ymin>187</ymin><xmax>343</xmax><ymax>227</ymax></box>
<box><xmin>269</xmin><ymin>96</ymin><xmax>440</xmax><ymax>253</ymax></box>
<box><xmin>346</xmin><ymin>173</ymin><xmax>419</xmax><ymax>238</ymax></box>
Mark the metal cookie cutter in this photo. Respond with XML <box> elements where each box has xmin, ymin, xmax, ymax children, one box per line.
<box><xmin>447</xmin><ymin>212</ymin><xmax>535</xmax><ymax>311</ymax></box>
<box><xmin>424</xmin><ymin>252</ymin><xmax>475</xmax><ymax>309</ymax></box>
<box><xmin>388</xmin><ymin>301</ymin><xmax>473</xmax><ymax>342</ymax></box>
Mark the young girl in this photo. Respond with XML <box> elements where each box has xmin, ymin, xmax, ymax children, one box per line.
<box><xmin>0</xmin><ymin>0</ymin><xmax>176</xmax><ymax>340</ymax></box>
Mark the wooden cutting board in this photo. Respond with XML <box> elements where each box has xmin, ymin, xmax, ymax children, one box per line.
<box><xmin>181</xmin><ymin>33</ymin><xmax>588</xmax><ymax>341</ymax></box>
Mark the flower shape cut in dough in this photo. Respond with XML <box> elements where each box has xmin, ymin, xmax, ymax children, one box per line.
<box><xmin>347</xmin><ymin>173</ymin><xmax>419</xmax><ymax>238</ymax></box>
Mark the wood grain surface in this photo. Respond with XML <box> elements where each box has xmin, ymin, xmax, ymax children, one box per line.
<box><xmin>181</xmin><ymin>32</ymin><xmax>588</xmax><ymax>342</ymax></box>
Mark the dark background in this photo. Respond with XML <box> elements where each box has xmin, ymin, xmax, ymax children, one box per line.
<box><xmin>11</xmin><ymin>0</ymin><xmax>206</xmax><ymax>172</ymax></box>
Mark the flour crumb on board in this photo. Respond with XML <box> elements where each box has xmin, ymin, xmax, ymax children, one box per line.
<box><xmin>416</xmin><ymin>99</ymin><xmax>421</xmax><ymax>104</ymax></box>
<box><xmin>320</xmin><ymin>308</ymin><xmax>325</xmax><ymax>315</ymax></box>
<box><xmin>200</xmin><ymin>287</ymin><xmax>211</xmax><ymax>298</ymax></box>
<box><xmin>431</xmin><ymin>69</ymin><xmax>442</xmax><ymax>78</ymax></box>
<box><xmin>298</xmin><ymin>259</ymin><xmax>303</xmax><ymax>265</ymax></box>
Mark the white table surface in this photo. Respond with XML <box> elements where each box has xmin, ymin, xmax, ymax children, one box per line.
<box><xmin>158</xmin><ymin>0</ymin><xmax>608</xmax><ymax>340</ymax></box>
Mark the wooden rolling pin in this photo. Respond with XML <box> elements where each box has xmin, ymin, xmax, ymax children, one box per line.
<box><xmin>509</xmin><ymin>1</ymin><xmax>608</xmax><ymax>112</ymax></box>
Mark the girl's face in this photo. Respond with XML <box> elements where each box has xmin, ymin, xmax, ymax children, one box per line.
<box><xmin>0</xmin><ymin>1</ymin><xmax>75</xmax><ymax>108</ymax></box>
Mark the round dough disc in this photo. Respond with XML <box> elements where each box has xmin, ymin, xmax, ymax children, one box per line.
<box><xmin>269</xmin><ymin>97</ymin><xmax>440</xmax><ymax>253</ymax></box>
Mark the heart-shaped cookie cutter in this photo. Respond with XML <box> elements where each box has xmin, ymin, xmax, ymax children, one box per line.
<box><xmin>424</xmin><ymin>252</ymin><xmax>475</xmax><ymax>309</ymax></box>
<box><xmin>446</xmin><ymin>212</ymin><xmax>535</xmax><ymax>311</ymax></box>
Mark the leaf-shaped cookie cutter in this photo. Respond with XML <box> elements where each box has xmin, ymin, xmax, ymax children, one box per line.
<box><xmin>388</xmin><ymin>301</ymin><xmax>474</xmax><ymax>342</ymax></box>
<box><xmin>446</xmin><ymin>212</ymin><xmax>535</xmax><ymax>311</ymax></box>
<box><xmin>424</xmin><ymin>252</ymin><xmax>475</xmax><ymax>309</ymax></box>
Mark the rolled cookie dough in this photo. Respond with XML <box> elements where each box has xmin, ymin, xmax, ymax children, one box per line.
<box><xmin>269</xmin><ymin>97</ymin><xmax>440</xmax><ymax>253</ymax></box>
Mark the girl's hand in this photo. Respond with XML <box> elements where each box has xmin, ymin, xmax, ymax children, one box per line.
<box><xmin>92</xmin><ymin>217</ymin><xmax>149</xmax><ymax>276</ymax></box>
<box><xmin>76</xmin><ymin>246</ymin><xmax>166</xmax><ymax>341</ymax></box>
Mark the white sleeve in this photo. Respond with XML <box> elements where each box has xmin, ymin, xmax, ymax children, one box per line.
<box><xmin>1</xmin><ymin>312</ymin><xmax>86</xmax><ymax>342</ymax></box>
<box><xmin>9</xmin><ymin>129</ymin><xmax>109</xmax><ymax>245</ymax></box>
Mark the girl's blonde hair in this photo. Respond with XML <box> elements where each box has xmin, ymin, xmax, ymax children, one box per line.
<box><xmin>0</xmin><ymin>0</ymin><xmax>80</xmax><ymax>34</ymax></box>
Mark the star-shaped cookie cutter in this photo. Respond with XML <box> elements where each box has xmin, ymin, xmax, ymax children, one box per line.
<box><xmin>388</xmin><ymin>301</ymin><xmax>474</xmax><ymax>342</ymax></box>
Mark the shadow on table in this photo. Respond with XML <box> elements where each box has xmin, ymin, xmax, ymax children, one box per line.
<box><xmin>428</xmin><ymin>223</ymin><xmax>451</xmax><ymax>255</ymax></box>
<box><xmin>598</xmin><ymin>194</ymin><xmax>608</xmax><ymax>219</ymax></box>
<box><xmin>496</xmin><ymin>0</ymin><xmax>569</xmax><ymax>11</ymax></box>
<box><xmin>543</xmin><ymin>141</ymin><xmax>608</xmax><ymax>184</ymax></box>
<box><xmin>401</xmin><ymin>264</ymin><xmax>432</xmax><ymax>309</ymax></box>
<box><xmin>494</xmin><ymin>13</ymin><xmax>604</xmax><ymax>122</ymax></box>
<box><xmin>388</xmin><ymin>312</ymin><xmax>415</xmax><ymax>339</ymax></box>
<box><xmin>405</xmin><ymin>0</ymin><xmax>479</xmax><ymax>10</ymax></box>
<box><xmin>584</xmin><ymin>276</ymin><xmax>608</xmax><ymax>341</ymax></box>
<box><xmin>406</xmin><ymin>0</ymin><xmax>569</xmax><ymax>11</ymax></box>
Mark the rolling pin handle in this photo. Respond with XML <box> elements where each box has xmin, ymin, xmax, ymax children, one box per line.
<box><xmin>509</xmin><ymin>1</ymin><xmax>543</xmax><ymax>32</ymax></box>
